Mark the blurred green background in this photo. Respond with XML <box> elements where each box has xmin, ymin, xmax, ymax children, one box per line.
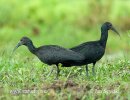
<box><xmin>0</xmin><ymin>0</ymin><xmax>130</xmax><ymax>57</ymax></box>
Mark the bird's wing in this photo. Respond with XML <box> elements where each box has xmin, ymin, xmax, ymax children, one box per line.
<box><xmin>70</xmin><ymin>41</ymin><xmax>104</xmax><ymax>60</ymax></box>
<box><xmin>70</xmin><ymin>41</ymin><xmax>96</xmax><ymax>53</ymax></box>
<box><xmin>36</xmin><ymin>45</ymin><xmax>85</xmax><ymax>65</ymax></box>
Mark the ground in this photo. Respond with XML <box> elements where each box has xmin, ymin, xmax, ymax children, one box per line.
<box><xmin>0</xmin><ymin>54</ymin><xmax>130</xmax><ymax>99</ymax></box>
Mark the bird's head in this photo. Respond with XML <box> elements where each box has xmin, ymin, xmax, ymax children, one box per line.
<box><xmin>13</xmin><ymin>37</ymin><xmax>32</xmax><ymax>52</ymax></box>
<box><xmin>102</xmin><ymin>22</ymin><xmax>120</xmax><ymax>36</ymax></box>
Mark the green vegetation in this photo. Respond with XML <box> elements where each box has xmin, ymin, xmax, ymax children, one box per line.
<box><xmin>0</xmin><ymin>0</ymin><xmax>130</xmax><ymax>99</ymax></box>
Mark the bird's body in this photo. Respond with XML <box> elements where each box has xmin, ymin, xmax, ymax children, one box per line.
<box><xmin>35</xmin><ymin>45</ymin><xmax>85</xmax><ymax>66</ymax></box>
<box><xmin>71</xmin><ymin>41</ymin><xmax>105</xmax><ymax>64</ymax></box>
<box><xmin>70</xmin><ymin>22</ymin><xmax>120</xmax><ymax>76</ymax></box>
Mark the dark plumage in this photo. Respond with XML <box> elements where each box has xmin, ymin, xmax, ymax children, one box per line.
<box><xmin>13</xmin><ymin>37</ymin><xmax>85</xmax><ymax>79</ymax></box>
<box><xmin>70</xmin><ymin>22</ymin><xmax>120</xmax><ymax>76</ymax></box>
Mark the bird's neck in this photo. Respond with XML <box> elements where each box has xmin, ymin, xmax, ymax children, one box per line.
<box><xmin>26</xmin><ymin>42</ymin><xmax>36</xmax><ymax>54</ymax></box>
<box><xmin>99</xmin><ymin>27</ymin><xmax>108</xmax><ymax>48</ymax></box>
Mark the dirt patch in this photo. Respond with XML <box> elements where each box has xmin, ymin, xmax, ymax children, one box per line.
<box><xmin>49</xmin><ymin>80</ymin><xmax>63</xmax><ymax>92</ymax></box>
<box><xmin>64</xmin><ymin>80</ymin><xmax>78</xmax><ymax>88</ymax></box>
<box><xmin>42</xmin><ymin>80</ymin><xmax>79</xmax><ymax>92</ymax></box>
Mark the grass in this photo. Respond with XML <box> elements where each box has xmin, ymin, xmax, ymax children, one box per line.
<box><xmin>0</xmin><ymin>0</ymin><xmax>130</xmax><ymax>99</ymax></box>
<box><xmin>0</xmin><ymin>52</ymin><xmax>130</xmax><ymax>99</ymax></box>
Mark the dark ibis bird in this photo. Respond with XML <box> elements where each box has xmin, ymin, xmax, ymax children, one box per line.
<box><xmin>70</xmin><ymin>22</ymin><xmax>120</xmax><ymax>76</ymax></box>
<box><xmin>13</xmin><ymin>37</ymin><xmax>85</xmax><ymax>79</ymax></box>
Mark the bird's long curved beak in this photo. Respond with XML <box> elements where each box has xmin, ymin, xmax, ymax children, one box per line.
<box><xmin>13</xmin><ymin>41</ymin><xmax>22</xmax><ymax>52</ymax></box>
<box><xmin>111</xmin><ymin>26</ymin><xmax>120</xmax><ymax>37</ymax></box>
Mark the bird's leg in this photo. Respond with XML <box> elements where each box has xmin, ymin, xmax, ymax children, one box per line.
<box><xmin>55</xmin><ymin>65</ymin><xmax>60</xmax><ymax>80</ymax></box>
<box><xmin>47</xmin><ymin>67</ymin><xmax>54</xmax><ymax>77</ymax></box>
<box><xmin>92</xmin><ymin>62</ymin><xmax>96</xmax><ymax>76</ymax></box>
<box><xmin>86</xmin><ymin>65</ymin><xmax>89</xmax><ymax>77</ymax></box>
